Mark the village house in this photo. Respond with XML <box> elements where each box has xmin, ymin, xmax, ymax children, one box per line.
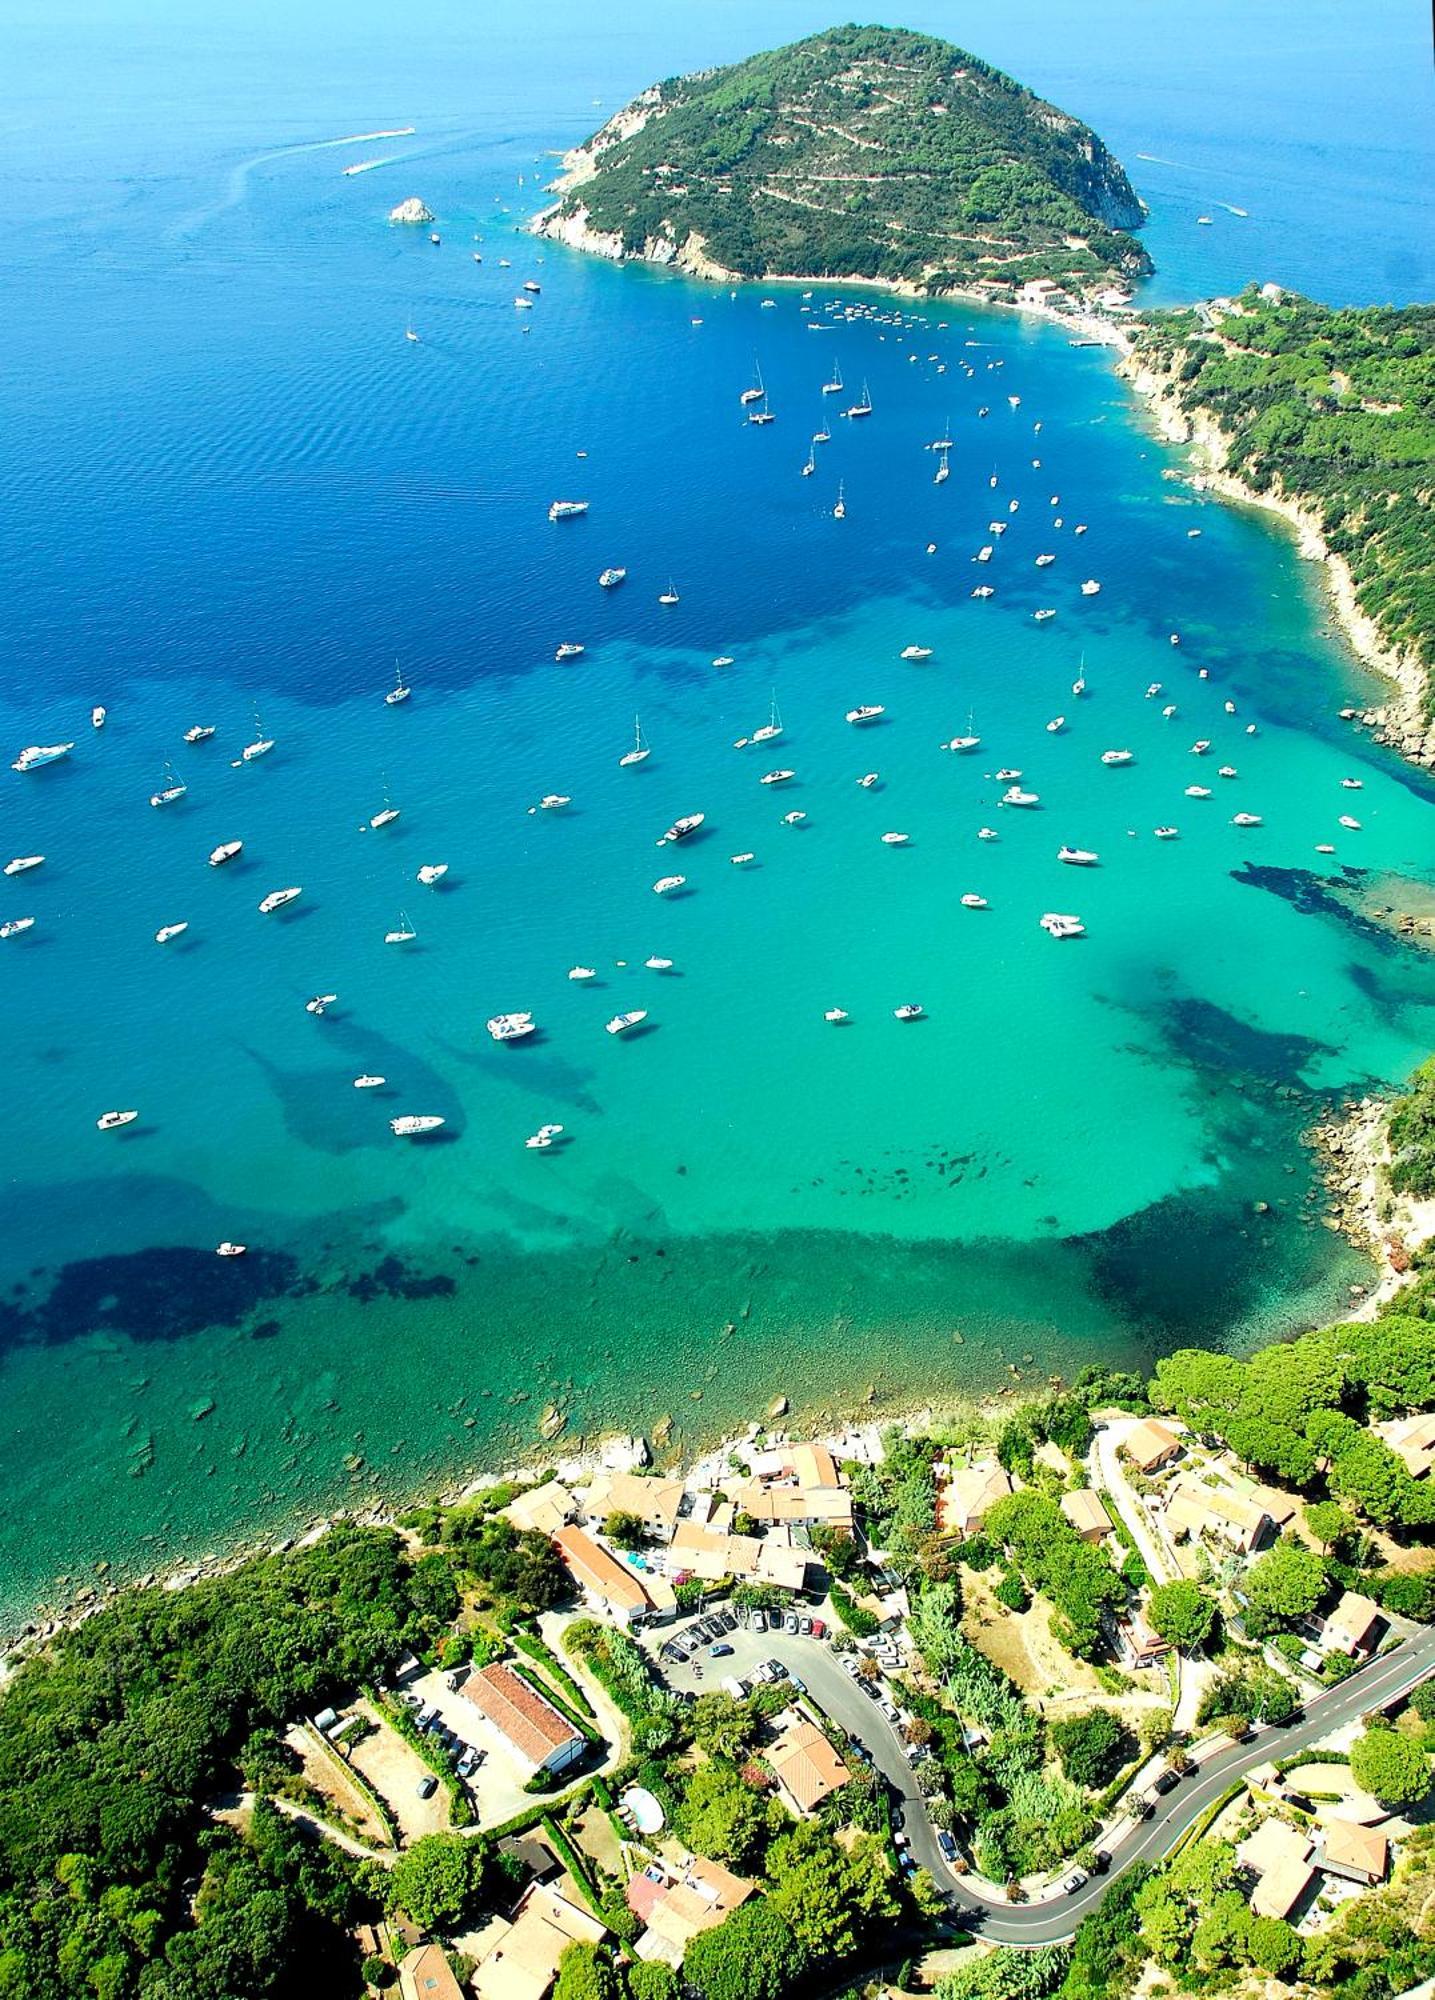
<box><xmin>1059</xmin><ymin>1488</ymin><xmax>1114</xmax><ymax>1544</ymax></box>
<box><xmin>552</xmin><ymin>1525</ymin><xmax>665</xmax><ymax>1625</ymax></box>
<box><xmin>1120</xmin><ymin>1419</ymin><xmax>1184</xmax><ymax>1475</ymax></box>
<box><xmin>1376</xmin><ymin>1411</ymin><xmax>1435</xmax><ymax>1479</ymax></box>
<box><xmin>398</xmin><ymin>1943</ymin><xmax>466</xmax><ymax>2000</ymax></box>
<box><xmin>1318</xmin><ymin>1816</ymin><xmax>1390</xmax><ymax>1886</ymax></box>
<box><xmin>667</xmin><ymin>1517</ymin><xmax>809</xmax><ymax>1593</ymax></box>
<box><xmin>1308</xmin><ymin>1588</ymin><xmax>1386</xmax><ymax>1660</ymax></box>
<box><xmin>628</xmin><ymin>1857</ymin><xmax>755</xmax><ymax>1967</ymax></box>
<box><xmin>472</xmin><ymin>1884</ymin><xmax>608</xmax><ymax>2000</ymax></box>
<box><xmin>1163</xmin><ymin>1475</ymin><xmax>1274</xmax><ymax>1555</ymax></box>
<box><xmin>765</xmin><ymin>1715</ymin><xmax>853</xmax><ymax>1816</ymax></box>
<box><xmin>461</xmin><ymin>1662</ymin><xmax>588</xmax><ymax>1781</ymax></box>
<box><xmin>1235</xmin><ymin>1816</ymin><xmax>1317</xmax><ymax>1921</ymax></box>
<box><xmin>1114</xmin><ymin>1602</ymin><xmax>1173</xmax><ymax>1671</ymax></box>
<box><xmin>936</xmin><ymin>1459</ymin><xmax>1013</xmax><ymax>1539</ymax></box>
<box><xmin>504</xmin><ymin>1480</ymin><xmax>576</xmax><ymax>1538</ymax></box>
<box><xmin>733</xmin><ymin>1443</ymin><xmax>855</xmax><ymax>1534</ymax></box>
<box><xmin>581</xmin><ymin>1469</ymin><xmax>686</xmax><ymax>1541</ymax></box>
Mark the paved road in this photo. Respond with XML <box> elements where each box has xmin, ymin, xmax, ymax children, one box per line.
<box><xmin>646</xmin><ymin>1611</ymin><xmax>1435</xmax><ymax>1949</ymax></box>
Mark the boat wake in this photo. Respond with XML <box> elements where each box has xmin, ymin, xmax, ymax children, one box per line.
<box><xmin>171</xmin><ymin>126</ymin><xmax>417</xmax><ymax>238</ymax></box>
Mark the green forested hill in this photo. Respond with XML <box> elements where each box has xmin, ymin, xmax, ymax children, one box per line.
<box><xmin>537</xmin><ymin>24</ymin><xmax>1149</xmax><ymax>294</ymax></box>
<box><xmin>1128</xmin><ymin>289</ymin><xmax>1435</xmax><ymax>696</ymax></box>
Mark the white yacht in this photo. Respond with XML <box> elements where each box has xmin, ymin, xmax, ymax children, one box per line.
<box><xmin>944</xmin><ymin>728</ymin><xmax>981</xmax><ymax>752</ymax></box>
<box><xmin>658</xmin><ymin>812</ymin><xmax>704</xmax><ymax>845</ymax></box>
<box><xmin>1218</xmin><ymin>765</ymin><xmax>1238</xmax><ymax>779</ymax></box>
<box><xmin>417</xmin><ymin>863</ymin><xmax>448</xmax><ymax>886</ymax></box>
<box><xmin>258</xmin><ymin>887</ymin><xmax>301</xmax><ymax>914</ymax></box>
<box><xmin>781</xmin><ymin>810</ymin><xmax>806</xmax><ymax>826</ymax></box>
<box><xmin>97</xmin><ymin>1109</ymin><xmax>138</xmax><ymax>1131</ymax></box>
<box><xmin>598</xmin><ymin>568</ymin><xmax>626</xmax><ymax>588</ymax></box>
<box><xmin>92</xmin><ymin>705</ymin><xmax>107</xmax><ymax>729</ymax></box>
<box><xmin>523</xmin><ymin>279</ymin><xmax>541</xmax><ymax>294</ymax></box>
<box><xmin>802</xmin><ymin>448</ymin><xmax>816</xmax><ymax>477</ymax></box>
<box><xmin>241</xmin><ymin>734</ymin><xmax>274</xmax><ymax>762</ymax></box>
<box><xmin>824</xmin><ymin>1008</ymin><xmax>849</xmax><ymax>1024</ymax></box>
<box><xmin>1</xmin><ymin>916</ymin><xmax>36</xmax><ymax>938</ymax></box>
<box><xmin>880</xmin><ymin>831</ymin><xmax>909</xmax><ymax>846</ymax></box>
<box><xmin>12</xmin><ymin>743</ymin><xmax>74</xmax><ymax>772</ymax></box>
<box><xmin>1080</xmin><ymin>579</ymin><xmax>1101</xmax><ymax>595</ymax></box>
<box><xmin>657</xmin><ymin>580</ymin><xmax>680</xmax><ymax>606</ymax></box>
<box><xmin>1002</xmin><ymin>786</ymin><xmax>1040</xmax><ymax>807</ymax></box>
<box><xmin>645</xmin><ymin>955</ymin><xmax>673</xmax><ymax>971</ymax></box>
<box><xmin>1339</xmin><ymin>815</ymin><xmax>1362</xmax><ymax>830</ymax></box>
<box><xmin>209</xmin><ymin>840</ymin><xmax>243</xmax><ymax>866</ymax></box>
<box><xmin>978</xmin><ymin>827</ymin><xmax>999</xmax><ymax>841</ymax></box>
<box><xmin>1341</xmin><ymin>778</ymin><xmax>1364</xmax><ymax>790</ymax></box>
<box><xmin>1033</xmin><ymin>609</ymin><xmax>1056</xmax><ymax>623</ymax></box>
<box><xmin>1232</xmin><ymin>813</ymin><xmax>1263</xmax><ymax>827</ymax></box>
<box><xmin>893</xmin><ymin>1003</ymin><xmax>924</xmax><ymax>1021</ymax></box>
<box><xmin>739</xmin><ymin>363</ymin><xmax>766</xmax><ymax>406</ymax></box>
<box><xmin>934</xmin><ymin>450</ymin><xmax>950</xmax><ymax>485</ymax></box>
<box><xmin>652</xmin><ymin>874</ymin><xmax>685</xmax><ymax>895</ymax></box>
<box><xmin>391</xmin><ymin>1114</ymin><xmax>445</xmax><ymax>1135</ymax></box>
<box><xmin>833</xmin><ymin>482</ymin><xmax>846</xmax><ymax>520</ymax></box>
<box><xmin>712</xmin><ymin>655</ymin><xmax>735</xmax><ymax>669</ymax></box>
<box><xmin>994</xmin><ymin>768</ymin><xmax>1022</xmax><ymax>782</ymax></box>
<box><xmin>554</xmin><ymin>642</ymin><xmax>585</xmax><ymax>662</ymax></box>
<box><xmin>842</xmin><ymin>379</ymin><xmax>873</xmax><ymax>418</ymax></box>
<box><xmin>385</xmin><ymin>914</ymin><xmax>417</xmax><ymax>944</ymax></box>
<box><xmin>385</xmin><ymin>662</ymin><xmax>411</xmax><ymax>705</ymax></box>
<box><xmin>183</xmin><ymin>725</ymin><xmax>216</xmax><ymax>744</ymax></box>
<box><xmin>150</xmin><ymin>766</ymin><xmax>187</xmax><ymax>807</ymax></box>
<box><xmin>751</xmin><ymin>693</ymin><xmax>784</xmax><ymax>745</ymax></box>
<box><xmin>548</xmin><ymin>500</ymin><xmax>589</xmax><ymax>520</ymax></box>
<box><xmin>1185</xmin><ymin>784</ymin><xmax>1213</xmax><ymax>798</ymax></box>
<box><xmin>155</xmin><ymin>922</ymin><xmax>189</xmax><ymax>944</ymax></box>
<box><xmin>606</xmin><ymin>1010</ymin><xmax>648</xmax><ymax>1035</ymax></box>
<box><xmin>730</xmin><ymin>851</ymin><xmax>755</xmax><ymax>865</ymax></box>
<box><xmin>487</xmin><ymin>1011</ymin><xmax>536</xmax><ymax>1041</ymax></box>
<box><xmin>822</xmin><ymin>361</ymin><xmax>844</xmax><ymax>395</ymax></box>
<box><xmin>975</xmin><ymin>547</ymin><xmax>993</xmax><ymax>564</ymax></box>
<box><xmin>758</xmin><ymin>769</ymin><xmax>794</xmax><ymax>786</ymax></box>
<box><xmin>1154</xmin><ymin>826</ymin><xmax>1179</xmax><ymax>839</ymax></box>
<box><xmin>4</xmin><ymin>855</ymin><xmax>43</xmax><ymax>876</ymax></box>
<box><xmin>856</xmin><ymin>772</ymin><xmax>879</xmax><ymax>789</ymax></box>
<box><xmin>353</xmin><ymin>1075</ymin><xmax>386</xmax><ymax>1089</ymax></box>
<box><xmin>1058</xmin><ymin>847</ymin><xmax>1099</xmax><ymax>865</ymax></box>
<box><xmin>1101</xmin><ymin>750</ymin><xmax>1134</xmax><ymax>766</ymax></box>
<box><xmin>1191</xmin><ymin>740</ymin><xmax>1211</xmax><ymax>755</ymax></box>
<box><xmin>619</xmin><ymin>717</ymin><xmax>650</xmax><ymax>767</ymax></box>
<box><xmin>370</xmin><ymin>804</ymin><xmax>401</xmax><ymax>829</ymax></box>
<box><xmin>1040</xmin><ymin>913</ymin><xmax>1085</xmax><ymax>939</ymax></box>
<box><xmin>1162</xmin><ymin>704</ymin><xmax>1178</xmax><ymax>719</ymax></box>
<box><xmin>305</xmin><ymin>993</ymin><xmax>337</xmax><ymax>1014</ymax></box>
<box><xmin>539</xmin><ymin>793</ymin><xmax>571</xmax><ymax>811</ymax></box>
<box><xmin>525</xmin><ymin>1124</ymin><xmax>565</xmax><ymax>1150</ymax></box>
<box><xmin>568</xmin><ymin>965</ymin><xmax>597</xmax><ymax>981</ymax></box>
<box><xmin>1071</xmin><ymin>675</ymin><xmax>1086</xmax><ymax>696</ymax></box>
<box><xmin>216</xmin><ymin>1241</ymin><xmax>248</xmax><ymax>1257</ymax></box>
<box><xmin>900</xmin><ymin>646</ymin><xmax>932</xmax><ymax>661</ymax></box>
<box><xmin>1035</xmin><ymin>553</ymin><xmax>1056</xmax><ymax>568</ymax></box>
<box><xmin>845</xmin><ymin>705</ymin><xmax>884</xmax><ymax>725</ymax></box>
<box><xmin>960</xmin><ymin>893</ymin><xmax>988</xmax><ymax>909</ymax></box>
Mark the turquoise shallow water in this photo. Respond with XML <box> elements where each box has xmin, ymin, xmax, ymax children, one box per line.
<box><xmin>1</xmin><ymin>0</ymin><xmax>1433</xmax><ymax>1622</ymax></box>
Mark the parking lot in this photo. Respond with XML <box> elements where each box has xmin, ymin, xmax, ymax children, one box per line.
<box><xmin>393</xmin><ymin>1667</ymin><xmax>547</xmax><ymax>1829</ymax></box>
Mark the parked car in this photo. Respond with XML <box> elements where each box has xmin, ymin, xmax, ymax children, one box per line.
<box><xmin>717</xmin><ymin>1610</ymin><xmax>737</xmax><ymax>1633</ymax></box>
<box><xmin>1091</xmin><ymin>1849</ymin><xmax>1111</xmax><ymax>1875</ymax></box>
<box><xmin>891</xmin><ymin>1802</ymin><xmax>905</xmax><ymax>1830</ymax></box>
<box><xmin>879</xmin><ymin>1700</ymin><xmax>900</xmax><ymax>1723</ymax></box>
<box><xmin>751</xmin><ymin>1661</ymin><xmax>774</xmax><ymax>1684</ymax></box>
<box><xmin>765</xmin><ymin>1659</ymin><xmax>788</xmax><ymax>1680</ymax></box>
<box><xmin>749</xmin><ymin>1610</ymin><xmax>768</xmax><ymax>1633</ymax></box>
<box><xmin>937</xmin><ymin>1831</ymin><xmax>958</xmax><ymax>1863</ymax></box>
<box><xmin>416</xmin><ymin>1776</ymin><xmax>438</xmax><ymax>1800</ymax></box>
<box><xmin>810</xmin><ymin>1617</ymin><xmax>826</xmax><ymax>1639</ymax></box>
<box><xmin>842</xmin><ymin>1656</ymin><xmax>862</xmax><ymax>1678</ymax></box>
<box><xmin>1062</xmin><ymin>1869</ymin><xmax>1089</xmax><ymax>1894</ymax></box>
<box><xmin>1153</xmin><ymin>1768</ymin><xmax>1180</xmax><ymax>1795</ymax></box>
<box><xmin>799</xmin><ymin>1616</ymin><xmax>813</xmax><ymax>1636</ymax></box>
<box><xmin>457</xmin><ymin>1750</ymin><xmax>477</xmax><ymax>1778</ymax></box>
<box><xmin>788</xmin><ymin>1674</ymin><xmax>807</xmax><ymax>1695</ymax></box>
<box><xmin>709</xmin><ymin>1642</ymin><xmax>733</xmax><ymax>1658</ymax></box>
<box><xmin>784</xmin><ymin>1612</ymin><xmax>800</xmax><ymax>1635</ymax></box>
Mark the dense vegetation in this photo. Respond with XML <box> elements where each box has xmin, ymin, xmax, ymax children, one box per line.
<box><xmin>1128</xmin><ymin>289</ymin><xmax>1435</xmax><ymax>698</ymax></box>
<box><xmin>541</xmin><ymin>25</ymin><xmax>1148</xmax><ymax>293</ymax></box>
<box><xmin>1388</xmin><ymin>1056</ymin><xmax>1435</xmax><ymax>1198</ymax></box>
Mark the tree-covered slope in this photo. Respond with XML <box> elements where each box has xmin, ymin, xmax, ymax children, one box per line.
<box><xmin>1128</xmin><ymin>288</ymin><xmax>1435</xmax><ymax>699</ymax></box>
<box><xmin>536</xmin><ymin>23</ymin><xmax>1149</xmax><ymax>294</ymax></box>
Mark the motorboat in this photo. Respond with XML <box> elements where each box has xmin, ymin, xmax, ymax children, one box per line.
<box><xmin>4</xmin><ymin>855</ymin><xmax>43</xmax><ymax>876</ymax></box>
<box><xmin>644</xmin><ymin>955</ymin><xmax>673</xmax><ymax>971</ymax></box>
<box><xmin>960</xmin><ymin>893</ymin><xmax>988</xmax><ymax>909</ymax></box>
<box><xmin>1058</xmin><ymin>847</ymin><xmax>1099</xmax><ymax>865</ymax></box>
<box><xmin>845</xmin><ymin>705</ymin><xmax>885</xmax><ymax>725</ymax></box>
<box><xmin>1154</xmin><ymin>826</ymin><xmax>1179</xmax><ymax>839</ymax></box>
<box><xmin>730</xmin><ymin>851</ymin><xmax>755</xmax><ymax>865</ymax></box>
<box><xmin>978</xmin><ymin>827</ymin><xmax>998</xmax><ymax>841</ymax></box>
<box><xmin>824</xmin><ymin>1008</ymin><xmax>849</xmax><ymax>1024</ymax></box>
<box><xmin>92</xmin><ymin>706</ymin><xmax>106</xmax><ymax>729</ymax></box>
<box><xmin>568</xmin><ymin>966</ymin><xmax>597</xmax><ymax>983</ymax></box>
<box><xmin>539</xmin><ymin>794</ymin><xmax>571</xmax><ymax>811</ymax></box>
<box><xmin>12</xmin><ymin>743</ymin><xmax>74</xmax><ymax>772</ymax></box>
<box><xmin>1035</xmin><ymin>553</ymin><xmax>1056</xmax><ymax>568</ymax></box>
<box><xmin>1002</xmin><ymin>786</ymin><xmax>1039</xmax><ymax>807</ymax></box>
<box><xmin>1080</xmin><ymin>580</ymin><xmax>1101</xmax><ymax>595</ymax></box>
<box><xmin>758</xmin><ymin>769</ymin><xmax>794</xmax><ymax>786</ymax></box>
<box><xmin>258</xmin><ymin>887</ymin><xmax>301</xmax><ymax>913</ymax></box>
<box><xmin>417</xmin><ymin>863</ymin><xmax>448</xmax><ymax>885</ymax></box>
<box><xmin>385</xmin><ymin>663</ymin><xmax>411</xmax><ymax>705</ymax></box>
<box><xmin>1040</xmin><ymin>913</ymin><xmax>1085</xmax><ymax>938</ymax></box>
<box><xmin>1341</xmin><ymin>778</ymin><xmax>1364</xmax><ymax>790</ymax></box>
<box><xmin>217</xmin><ymin>1241</ymin><xmax>248</xmax><ymax>1257</ymax></box>
<box><xmin>712</xmin><ymin>655</ymin><xmax>735</xmax><ymax>669</ymax></box>
<box><xmin>994</xmin><ymin>768</ymin><xmax>1022</xmax><ymax>782</ymax></box>
<box><xmin>975</xmin><ymin>547</ymin><xmax>993</xmax><ymax>563</ymax></box>
<box><xmin>1185</xmin><ymin>785</ymin><xmax>1213</xmax><ymax>798</ymax></box>
<box><xmin>548</xmin><ymin>500</ymin><xmax>589</xmax><ymax>521</ymax></box>
<box><xmin>523</xmin><ymin>279</ymin><xmax>541</xmax><ymax>294</ymax></box>
<box><xmin>893</xmin><ymin>1003</ymin><xmax>924</xmax><ymax>1021</ymax></box>
<box><xmin>781</xmin><ymin>810</ymin><xmax>806</xmax><ymax>826</ymax></box>
<box><xmin>1</xmin><ymin>917</ymin><xmax>36</xmax><ymax>938</ymax></box>
<box><xmin>652</xmin><ymin>874</ymin><xmax>685</xmax><ymax>895</ymax></box>
<box><xmin>1339</xmin><ymin>815</ymin><xmax>1362</xmax><ymax>830</ymax></box>
<box><xmin>554</xmin><ymin>643</ymin><xmax>585</xmax><ymax>662</ymax></box>
<box><xmin>1101</xmin><ymin>750</ymin><xmax>1134</xmax><ymax>767</ymax></box>
<box><xmin>391</xmin><ymin>1115</ymin><xmax>445</xmax><ymax>1135</ymax></box>
<box><xmin>209</xmin><ymin>841</ymin><xmax>242</xmax><ymax>866</ymax></box>
<box><xmin>183</xmin><ymin>725</ymin><xmax>216</xmax><ymax>743</ymax></box>
<box><xmin>96</xmin><ymin>1110</ymin><xmax>138</xmax><ymax>1131</ymax></box>
<box><xmin>1162</xmin><ymin>705</ymin><xmax>1178</xmax><ymax>719</ymax></box>
<box><xmin>525</xmin><ymin>1124</ymin><xmax>564</xmax><ymax>1150</ymax></box>
<box><xmin>1218</xmin><ymin>765</ymin><xmax>1238</xmax><ymax>779</ymax></box>
<box><xmin>606</xmin><ymin>1011</ymin><xmax>648</xmax><ymax>1034</ymax></box>
<box><xmin>1046</xmin><ymin>717</ymin><xmax>1065</xmax><ymax>734</ymax></box>
<box><xmin>856</xmin><ymin>772</ymin><xmax>879</xmax><ymax>789</ymax></box>
<box><xmin>370</xmin><ymin>805</ymin><xmax>401</xmax><ymax>828</ymax></box>
<box><xmin>658</xmin><ymin>812</ymin><xmax>704</xmax><ymax>845</ymax></box>
<box><xmin>1146</xmin><ymin>684</ymin><xmax>1163</xmax><ymax>699</ymax></box>
<box><xmin>1232</xmin><ymin>813</ymin><xmax>1263</xmax><ymax>827</ymax></box>
<box><xmin>305</xmin><ymin>993</ymin><xmax>337</xmax><ymax>1014</ymax></box>
<box><xmin>598</xmin><ymin>568</ymin><xmax>626</xmax><ymax>588</ymax></box>
<box><xmin>900</xmin><ymin>646</ymin><xmax>933</xmax><ymax>661</ymax></box>
<box><xmin>353</xmin><ymin>1075</ymin><xmax>386</xmax><ymax>1089</ymax></box>
<box><xmin>487</xmin><ymin>1011</ymin><xmax>536</xmax><ymax>1041</ymax></box>
<box><xmin>880</xmin><ymin>831</ymin><xmax>909</xmax><ymax>846</ymax></box>
<box><xmin>155</xmin><ymin>923</ymin><xmax>189</xmax><ymax>944</ymax></box>
<box><xmin>1191</xmin><ymin>740</ymin><xmax>1211</xmax><ymax>755</ymax></box>
<box><xmin>1033</xmin><ymin>609</ymin><xmax>1056</xmax><ymax>623</ymax></box>
<box><xmin>1224</xmin><ymin>700</ymin><xmax>1237</xmax><ymax>714</ymax></box>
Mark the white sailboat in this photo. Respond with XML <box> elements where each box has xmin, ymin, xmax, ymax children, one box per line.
<box><xmin>150</xmin><ymin>763</ymin><xmax>187</xmax><ymax>808</ymax></box>
<box><xmin>658</xmin><ymin>580</ymin><xmax>680</xmax><ymax>605</ymax></box>
<box><xmin>385</xmin><ymin>911</ymin><xmax>417</xmax><ymax>943</ymax></box>
<box><xmin>619</xmin><ymin>716</ymin><xmax>650</xmax><ymax>767</ymax></box>
<box><xmin>833</xmin><ymin>481</ymin><xmax>846</xmax><ymax>520</ymax></box>
<box><xmin>739</xmin><ymin>361</ymin><xmax>766</xmax><ymax>407</ymax></box>
<box><xmin>751</xmin><ymin>692</ymin><xmax>783</xmax><ymax>745</ymax></box>
<box><xmin>385</xmin><ymin>661</ymin><xmax>411</xmax><ymax>705</ymax></box>
<box><xmin>822</xmin><ymin>359</ymin><xmax>844</xmax><ymax>395</ymax></box>
<box><xmin>934</xmin><ymin>449</ymin><xmax>950</xmax><ymax>485</ymax></box>
<box><xmin>241</xmin><ymin>707</ymin><xmax>275</xmax><ymax>761</ymax></box>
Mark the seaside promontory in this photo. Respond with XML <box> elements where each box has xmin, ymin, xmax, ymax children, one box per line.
<box><xmin>533</xmin><ymin>23</ymin><xmax>1149</xmax><ymax>299</ymax></box>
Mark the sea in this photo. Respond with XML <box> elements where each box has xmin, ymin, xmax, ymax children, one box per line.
<box><xmin>1</xmin><ymin>0</ymin><xmax>1433</xmax><ymax>1624</ymax></box>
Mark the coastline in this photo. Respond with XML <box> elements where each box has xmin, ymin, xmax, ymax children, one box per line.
<box><xmin>1307</xmin><ymin>1093</ymin><xmax>1435</xmax><ymax>1322</ymax></box>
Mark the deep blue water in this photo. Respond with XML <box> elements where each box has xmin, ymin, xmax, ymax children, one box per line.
<box><xmin>0</xmin><ymin>0</ymin><xmax>1432</xmax><ymax>1621</ymax></box>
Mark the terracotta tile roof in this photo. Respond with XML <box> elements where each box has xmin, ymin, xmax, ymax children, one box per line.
<box><xmin>399</xmin><ymin>1943</ymin><xmax>466</xmax><ymax>2000</ymax></box>
<box><xmin>462</xmin><ymin>1662</ymin><xmax>583</xmax><ymax>1770</ymax></box>
<box><xmin>1321</xmin><ymin>1589</ymin><xmax>1384</xmax><ymax>1652</ymax></box>
<box><xmin>553</xmin><ymin>1525</ymin><xmax>651</xmax><ymax>1613</ymax></box>
<box><xmin>1321</xmin><ymin>1816</ymin><xmax>1389</xmax><ymax>1880</ymax></box>
<box><xmin>766</xmin><ymin>1719</ymin><xmax>852</xmax><ymax>1813</ymax></box>
<box><xmin>938</xmin><ymin>1460</ymin><xmax>1012</xmax><ymax>1536</ymax></box>
<box><xmin>1060</xmin><ymin>1489</ymin><xmax>1113</xmax><ymax>1537</ymax></box>
<box><xmin>1121</xmin><ymin>1419</ymin><xmax>1182</xmax><ymax>1471</ymax></box>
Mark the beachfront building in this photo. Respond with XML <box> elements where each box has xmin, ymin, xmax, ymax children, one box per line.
<box><xmin>936</xmin><ymin>1459</ymin><xmax>1013</xmax><ymax>1539</ymax></box>
<box><xmin>461</xmin><ymin>1663</ymin><xmax>587</xmax><ymax>1780</ymax></box>
<box><xmin>668</xmin><ymin>1518</ymin><xmax>809</xmax><ymax>1593</ymax></box>
<box><xmin>733</xmin><ymin>1444</ymin><xmax>856</xmax><ymax>1534</ymax></box>
<box><xmin>1163</xmin><ymin>1475</ymin><xmax>1274</xmax><ymax>1555</ymax></box>
<box><xmin>1120</xmin><ymin>1419</ymin><xmax>1184</xmax><ymax>1475</ymax></box>
<box><xmin>1059</xmin><ymin>1488</ymin><xmax>1115</xmax><ymax>1544</ymax></box>
<box><xmin>1235</xmin><ymin>1816</ymin><xmax>1317</xmax><ymax>1921</ymax></box>
<box><xmin>628</xmin><ymin>1857</ymin><xmax>755</xmax><ymax>1967</ymax></box>
<box><xmin>504</xmin><ymin>1480</ymin><xmax>577</xmax><ymax>1538</ymax></box>
<box><xmin>765</xmin><ymin>1715</ymin><xmax>852</xmax><ymax>1817</ymax></box>
<box><xmin>581</xmin><ymin>1470</ymin><xmax>686</xmax><ymax>1541</ymax></box>
<box><xmin>399</xmin><ymin>1943</ymin><xmax>466</xmax><ymax>2000</ymax></box>
<box><xmin>472</xmin><ymin>1884</ymin><xmax>608</xmax><ymax>2000</ymax></box>
<box><xmin>552</xmin><ymin>1524</ymin><xmax>663</xmax><ymax>1626</ymax></box>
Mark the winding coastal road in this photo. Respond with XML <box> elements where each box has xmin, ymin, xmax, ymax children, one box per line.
<box><xmin>647</xmin><ymin>1615</ymin><xmax>1435</xmax><ymax>1948</ymax></box>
